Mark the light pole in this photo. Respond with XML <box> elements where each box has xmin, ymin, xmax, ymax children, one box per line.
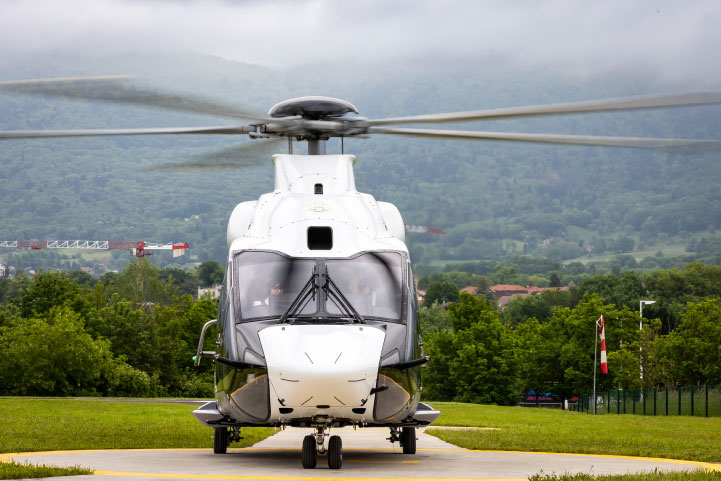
<box><xmin>639</xmin><ymin>300</ymin><xmax>656</xmax><ymax>383</ymax></box>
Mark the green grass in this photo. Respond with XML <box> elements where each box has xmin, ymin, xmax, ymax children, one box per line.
<box><xmin>0</xmin><ymin>461</ymin><xmax>92</xmax><ymax>480</ymax></box>
<box><xmin>531</xmin><ymin>472</ymin><xmax>721</xmax><ymax>481</ymax></box>
<box><xmin>426</xmin><ymin>403</ymin><xmax>721</xmax><ymax>463</ymax></box>
<box><xmin>0</xmin><ymin>398</ymin><xmax>275</xmax><ymax>453</ymax></box>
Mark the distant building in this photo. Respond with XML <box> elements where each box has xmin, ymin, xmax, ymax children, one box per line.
<box><xmin>198</xmin><ymin>285</ymin><xmax>222</xmax><ymax>299</ymax></box>
<box><xmin>490</xmin><ymin>284</ymin><xmax>569</xmax><ymax>310</ymax></box>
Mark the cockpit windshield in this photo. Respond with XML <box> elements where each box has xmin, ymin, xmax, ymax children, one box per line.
<box><xmin>232</xmin><ymin>251</ymin><xmax>404</xmax><ymax>322</ymax></box>
<box><xmin>325</xmin><ymin>252</ymin><xmax>403</xmax><ymax>320</ymax></box>
<box><xmin>233</xmin><ymin>251</ymin><xmax>316</xmax><ymax>320</ymax></box>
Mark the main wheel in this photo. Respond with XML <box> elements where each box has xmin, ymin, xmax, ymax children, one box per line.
<box><xmin>213</xmin><ymin>427</ymin><xmax>228</xmax><ymax>454</ymax></box>
<box><xmin>401</xmin><ymin>427</ymin><xmax>416</xmax><ymax>454</ymax></box>
<box><xmin>302</xmin><ymin>435</ymin><xmax>317</xmax><ymax>469</ymax></box>
<box><xmin>328</xmin><ymin>435</ymin><xmax>343</xmax><ymax>469</ymax></box>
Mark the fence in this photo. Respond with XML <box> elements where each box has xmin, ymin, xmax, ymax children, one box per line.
<box><xmin>571</xmin><ymin>385</ymin><xmax>721</xmax><ymax>417</ymax></box>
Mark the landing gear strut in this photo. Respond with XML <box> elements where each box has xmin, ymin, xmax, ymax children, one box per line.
<box><xmin>301</xmin><ymin>425</ymin><xmax>343</xmax><ymax>469</ymax></box>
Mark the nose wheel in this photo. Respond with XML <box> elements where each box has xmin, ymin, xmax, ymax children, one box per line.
<box><xmin>327</xmin><ymin>435</ymin><xmax>342</xmax><ymax>469</ymax></box>
<box><xmin>301</xmin><ymin>427</ymin><xmax>343</xmax><ymax>469</ymax></box>
<box><xmin>301</xmin><ymin>435</ymin><xmax>317</xmax><ymax>469</ymax></box>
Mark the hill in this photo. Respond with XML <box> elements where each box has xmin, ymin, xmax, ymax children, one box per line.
<box><xmin>1</xmin><ymin>52</ymin><xmax>720</xmax><ymax>272</ymax></box>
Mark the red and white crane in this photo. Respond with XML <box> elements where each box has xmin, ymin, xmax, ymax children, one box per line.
<box><xmin>0</xmin><ymin>240</ymin><xmax>189</xmax><ymax>257</ymax></box>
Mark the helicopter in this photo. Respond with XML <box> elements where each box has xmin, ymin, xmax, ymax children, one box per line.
<box><xmin>2</xmin><ymin>77</ymin><xmax>721</xmax><ymax>469</ymax></box>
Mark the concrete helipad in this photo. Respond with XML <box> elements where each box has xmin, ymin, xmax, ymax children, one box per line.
<box><xmin>2</xmin><ymin>426</ymin><xmax>715</xmax><ymax>480</ymax></box>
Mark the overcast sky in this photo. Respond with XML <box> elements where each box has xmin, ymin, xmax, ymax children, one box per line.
<box><xmin>2</xmin><ymin>0</ymin><xmax>721</xmax><ymax>86</ymax></box>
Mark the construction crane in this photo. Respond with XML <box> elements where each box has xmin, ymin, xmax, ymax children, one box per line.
<box><xmin>0</xmin><ymin>240</ymin><xmax>189</xmax><ymax>257</ymax></box>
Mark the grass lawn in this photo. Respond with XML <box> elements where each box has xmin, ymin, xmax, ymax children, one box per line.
<box><xmin>426</xmin><ymin>402</ymin><xmax>721</xmax><ymax>463</ymax></box>
<box><xmin>0</xmin><ymin>398</ymin><xmax>275</xmax><ymax>453</ymax></box>
<box><xmin>0</xmin><ymin>462</ymin><xmax>91</xmax><ymax>479</ymax></box>
<box><xmin>531</xmin><ymin>473</ymin><xmax>721</xmax><ymax>481</ymax></box>
<box><xmin>3</xmin><ymin>399</ymin><xmax>721</xmax><ymax>480</ymax></box>
<box><xmin>0</xmin><ymin>398</ymin><xmax>276</xmax><ymax>479</ymax></box>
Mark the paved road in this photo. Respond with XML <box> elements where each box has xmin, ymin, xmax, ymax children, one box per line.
<box><xmin>3</xmin><ymin>426</ymin><xmax>712</xmax><ymax>480</ymax></box>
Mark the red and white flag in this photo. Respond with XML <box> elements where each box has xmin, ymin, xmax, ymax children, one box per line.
<box><xmin>598</xmin><ymin>315</ymin><xmax>608</xmax><ymax>374</ymax></box>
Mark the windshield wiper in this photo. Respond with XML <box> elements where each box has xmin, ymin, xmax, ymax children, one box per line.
<box><xmin>279</xmin><ymin>267</ymin><xmax>318</xmax><ymax>324</ymax></box>
<box><xmin>323</xmin><ymin>268</ymin><xmax>365</xmax><ymax>324</ymax></box>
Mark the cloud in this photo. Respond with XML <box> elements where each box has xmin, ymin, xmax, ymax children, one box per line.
<box><xmin>1</xmin><ymin>0</ymin><xmax>720</xmax><ymax>85</ymax></box>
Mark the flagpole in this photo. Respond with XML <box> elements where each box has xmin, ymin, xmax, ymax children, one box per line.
<box><xmin>593</xmin><ymin>317</ymin><xmax>598</xmax><ymax>415</ymax></box>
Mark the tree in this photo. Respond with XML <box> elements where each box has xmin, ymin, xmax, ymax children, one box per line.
<box><xmin>423</xmin><ymin>293</ymin><xmax>519</xmax><ymax>405</ymax></box>
<box><xmin>65</xmin><ymin>270</ymin><xmax>96</xmax><ymax>286</ymax></box>
<box><xmin>419</xmin><ymin>307</ymin><xmax>452</xmax><ymax>334</ymax></box>
<box><xmin>198</xmin><ymin>260</ymin><xmax>224</xmax><ymax>288</ymax></box>
<box><xmin>106</xmin><ymin>259</ymin><xmax>178</xmax><ymax>307</ymax></box>
<box><xmin>651</xmin><ymin>299</ymin><xmax>721</xmax><ymax>385</ymax></box>
<box><xmin>423</xmin><ymin>281</ymin><xmax>459</xmax><ymax>306</ymax></box>
<box><xmin>15</xmin><ymin>271</ymin><xmax>86</xmax><ymax>318</ymax></box>
<box><xmin>0</xmin><ymin>307</ymin><xmax>149</xmax><ymax>396</ymax></box>
<box><xmin>501</xmin><ymin>294</ymin><xmax>552</xmax><ymax>325</ymax></box>
<box><xmin>160</xmin><ymin>267</ymin><xmax>199</xmax><ymax>298</ymax></box>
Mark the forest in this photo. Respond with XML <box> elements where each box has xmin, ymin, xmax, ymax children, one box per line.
<box><xmin>1</xmin><ymin>260</ymin><xmax>719</xmax><ymax>404</ymax></box>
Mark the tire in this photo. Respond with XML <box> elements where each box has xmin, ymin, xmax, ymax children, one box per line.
<box><xmin>302</xmin><ymin>435</ymin><xmax>317</xmax><ymax>469</ymax></box>
<box><xmin>328</xmin><ymin>435</ymin><xmax>342</xmax><ymax>469</ymax></box>
<box><xmin>213</xmin><ymin>427</ymin><xmax>228</xmax><ymax>454</ymax></box>
<box><xmin>401</xmin><ymin>427</ymin><xmax>416</xmax><ymax>454</ymax></box>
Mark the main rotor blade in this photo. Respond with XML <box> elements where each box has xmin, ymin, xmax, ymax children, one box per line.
<box><xmin>368</xmin><ymin>92</ymin><xmax>721</xmax><ymax>126</ymax></box>
<box><xmin>372</xmin><ymin>127</ymin><xmax>721</xmax><ymax>152</ymax></box>
<box><xmin>145</xmin><ymin>138</ymin><xmax>285</xmax><ymax>171</ymax></box>
<box><xmin>0</xmin><ymin>75</ymin><xmax>272</xmax><ymax>122</ymax></box>
<box><xmin>0</xmin><ymin>74</ymin><xmax>136</xmax><ymax>86</ymax></box>
<box><xmin>0</xmin><ymin>126</ymin><xmax>254</xmax><ymax>140</ymax></box>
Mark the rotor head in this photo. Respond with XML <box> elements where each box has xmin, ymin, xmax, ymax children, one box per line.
<box><xmin>268</xmin><ymin>96</ymin><xmax>358</xmax><ymax>120</ymax></box>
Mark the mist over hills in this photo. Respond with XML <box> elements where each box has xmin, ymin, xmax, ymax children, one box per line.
<box><xmin>1</xmin><ymin>52</ymin><xmax>720</xmax><ymax>271</ymax></box>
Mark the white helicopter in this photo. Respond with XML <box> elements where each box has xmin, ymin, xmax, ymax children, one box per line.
<box><xmin>2</xmin><ymin>78</ymin><xmax>721</xmax><ymax>469</ymax></box>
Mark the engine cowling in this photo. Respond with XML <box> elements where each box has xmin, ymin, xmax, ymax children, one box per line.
<box><xmin>227</xmin><ymin>201</ymin><xmax>257</xmax><ymax>246</ymax></box>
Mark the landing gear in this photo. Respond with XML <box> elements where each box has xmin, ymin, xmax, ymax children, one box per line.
<box><xmin>328</xmin><ymin>435</ymin><xmax>342</xmax><ymax>469</ymax></box>
<box><xmin>213</xmin><ymin>427</ymin><xmax>228</xmax><ymax>454</ymax></box>
<box><xmin>401</xmin><ymin>427</ymin><xmax>416</xmax><ymax>454</ymax></box>
<box><xmin>302</xmin><ymin>425</ymin><xmax>343</xmax><ymax>469</ymax></box>
<box><xmin>302</xmin><ymin>435</ymin><xmax>317</xmax><ymax>469</ymax></box>
<box><xmin>389</xmin><ymin>426</ymin><xmax>416</xmax><ymax>454</ymax></box>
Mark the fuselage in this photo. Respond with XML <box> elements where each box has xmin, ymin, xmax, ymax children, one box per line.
<box><xmin>213</xmin><ymin>154</ymin><xmax>423</xmax><ymax>428</ymax></box>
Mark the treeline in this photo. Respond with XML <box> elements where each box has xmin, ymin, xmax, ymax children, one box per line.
<box><xmin>420</xmin><ymin>262</ymin><xmax>721</xmax><ymax>404</ymax></box>
<box><xmin>2</xmin><ymin>259</ymin><xmax>720</xmax><ymax>404</ymax></box>
<box><xmin>0</xmin><ymin>261</ymin><xmax>221</xmax><ymax>397</ymax></box>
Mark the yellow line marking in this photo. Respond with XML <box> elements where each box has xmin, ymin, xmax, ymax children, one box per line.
<box><xmin>96</xmin><ymin>471</ymin><xmax>528</xmax><ymax>481</ymax></box>
<box><xmin>347</xmin><ymin>460</ymin><xmax>420</xmax><ymax>464</ymax></box>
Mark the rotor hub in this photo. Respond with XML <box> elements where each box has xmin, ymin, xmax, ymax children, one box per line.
<box><xmin>268</xmin><ymin>96</ymin><xmax>359</xmax><ymax>120</ymax></box>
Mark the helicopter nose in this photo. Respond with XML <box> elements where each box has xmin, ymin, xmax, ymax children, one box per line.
<box><xmin>258</xmin><ymin>324</ymin><xmax>385</xmax><ymax>409</ymax></box>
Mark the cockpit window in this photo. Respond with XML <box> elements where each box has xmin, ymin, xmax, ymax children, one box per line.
<box><xmin>232</xmin><ymin>250</ymin><xmax>405</xmax><ymax>322</ymax></box>
<box><xmin>233</xmin><ymin>251</ymin><xmax>315</xmax><ymax>320</ymax></box>
<box><xmin>325</xmin><ymin>252</ymin><xmax>403</xmax><ymax>320</ymax></box>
